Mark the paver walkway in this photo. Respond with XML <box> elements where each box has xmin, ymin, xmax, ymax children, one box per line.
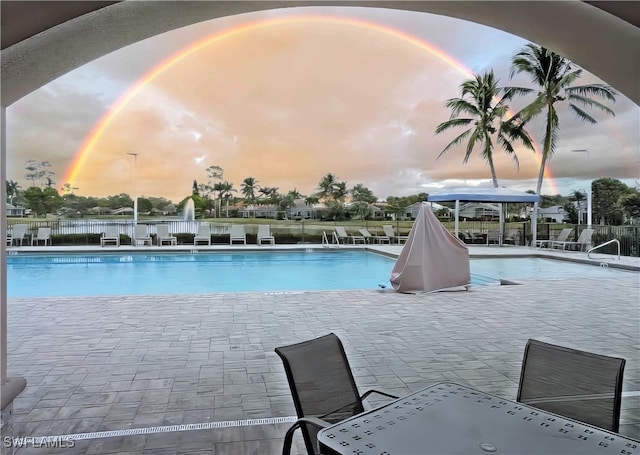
<box><xmin>5</xmin><ymin>247</ymin><xmax>640</xmax><ymax>454</ymax></box>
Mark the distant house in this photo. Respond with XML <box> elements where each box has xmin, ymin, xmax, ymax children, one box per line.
<box><xmin>113</xmin><ymin>207</ymin><xmax>134</xmax><ymax>216</ymax></box>
<box><xmin>344</xmin><ymin>202</ymin><xmax>385</xmax><ymax>220</ymax></box>
<box><xmin>239</xmin><ymin>204</ymin><xmax>281</xmax><ymax>219</ymax></box>
<box><xmin>538</xmin><ymin>205</ymin><xmax>567</xmax><ymax>223</ymax></box>
<box><xmin>458</xmin><ymin>202</ymin><xmax>500</xmax><ymax>221</ymax></box>
<box><xmin>286</xmin><ymin>199</ymin><xmax>327</xmax><ymax>220</ymax></box>
<box><xmin>6</xmin><ymin>203</ymin><xmax>25</xmax><ymax>217</ymax></box>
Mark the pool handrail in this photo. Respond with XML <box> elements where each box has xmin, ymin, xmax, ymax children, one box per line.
<box><xmin>587</xmin><ymin>239</ymin><xmax>620</xmax><ymax>260</ymax></box>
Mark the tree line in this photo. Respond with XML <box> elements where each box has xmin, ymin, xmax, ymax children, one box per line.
<box><xmin>7</xmin><ymin>43</ymin><xmax>638</xmax><ymax>224</ymax></box>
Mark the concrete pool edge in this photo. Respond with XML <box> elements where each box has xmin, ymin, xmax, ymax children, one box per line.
<box><xmin>7</xmin><ymin>243</ymin><xmax>640</xmax><ymax>272</ymax></box>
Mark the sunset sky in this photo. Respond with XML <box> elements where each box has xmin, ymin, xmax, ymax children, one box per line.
<box><xmin>6</xmin><ymin>6</ymin><xmax>639</xmax><ymax>203</ymax></box>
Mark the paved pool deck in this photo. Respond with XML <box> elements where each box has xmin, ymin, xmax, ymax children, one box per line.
<box><xmin>5</xmin><ymin>245</ymin><xmax>640</xmax><ymax>454</ymax></box>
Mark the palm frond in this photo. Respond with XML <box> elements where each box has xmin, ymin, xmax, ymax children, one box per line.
<box><xmin>516</xmin><ymin>94</ymin><xmax>547</xmax><ymax>122</ymax></box>
<box><xmin>444</xmin><ymin>98</ymin><xmax>479</xmax><ymax>118</ymax></box>
<box><xmin>568</xmin><ymin>94</ymin><xmax>616</xmax><ymax>116</ymax></box>
<box><xmin>568</xmin><ymin>104</ymin><xmax>597</xmax><ymax>124</ymax></box>
<box><xmin>435</xmin><ymin>118</ymin><xmax>472</xmax><ymax>134</ymax></box>
<box><xmin>502</xmin><ymin>86</ymin><xmax>533</xmax><ymax>101</ymax></box>
<box><xmin>437</xmin><ymin>129</ymin><xmax>472</xmax><ymax>159</ymax></box>
<box><xmin>463</xmin><ymin>129</ymin><xmax>482</xmax><ymax>163</ymax></box>
<box><xmin>566</xmin><ymin>84</ymin><xmax>617</xmax><ymax>102</ymax></box>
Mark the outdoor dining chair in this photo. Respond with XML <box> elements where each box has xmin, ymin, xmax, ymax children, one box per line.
<box><xmin>275</xmin><ymin>333</ymin><xmax>398</xmax><ymax>455</ymax></box>
<box><xmin>517</xmin><ymin>338</ymin><xmax>626</xmax><ymax>432</ymax></box>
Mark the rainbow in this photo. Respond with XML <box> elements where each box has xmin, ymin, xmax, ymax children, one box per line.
<box><xmin>63</xmin><ymin>13</ymin><xmax>552</xmax><ymax>191</ymax></box>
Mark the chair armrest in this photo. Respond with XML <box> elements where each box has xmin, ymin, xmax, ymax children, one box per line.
<box><xmin>361</xmin><ymin>389</ymin><xmax>399</xmax><ymax>400</ymax></box>
<box><xmin>282</xmin><ymin>416</ymin><xmax>330</xmax><ymax>455</ymax></box>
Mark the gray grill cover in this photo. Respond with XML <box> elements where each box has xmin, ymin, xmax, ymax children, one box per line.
<box><xmin>390</xmin><ymin>202</ymin><xmax>470</xmax><ymax>293</ymax></box>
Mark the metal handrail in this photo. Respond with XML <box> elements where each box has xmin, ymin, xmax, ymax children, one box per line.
<box><xmin>587</xmin><ymin>239</ymin><xmax>620</xmax><ymax>260</ymax></box>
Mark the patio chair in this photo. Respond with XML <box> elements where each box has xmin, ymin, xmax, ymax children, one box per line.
<box><xmin>101</xmin><ymin>225</ymin><xmax>120</xmax><ymax>247</ymax></box>
<box><xmin>134</xmin><ymin>224</ymin><xmax>152</xmax><ymax>246</ymax></box>
<box><xmin>334</xmin><ymin>226</ymin><xmax>365</xmax><ymax>244</ymax></box>
<box><xmin>535</xmin><ymin>227</ymin><xmax>572</xmax><ymax>248</ymax></box>
<box><xmin>275</xmin><ymin>333</ymin><xmax>398</xmax><ymax>455</ymax></box>
<box><xmin>156</xmin><ymin>224</ymin><xmax>177</xmax><ymax>246</ymax></box>
<box><xmin>229</xmin><ymin>224</ymin><xmax>246</xmax><ymax>245</ymax></box>
<box><xmin>383</xmin><ymin>225</ymin><xmax>408</xmax><ymax>244</ymax></box>
<box><xmin>193</xmin><ymin>224</ymin><xmax>211</xmax><ymax>246</ymax></box>
<box><xmin>358</xmin><ymin>227</ymin><xmax>390</xmax><ymax>244</ymax></box>
<box><xmin>517</xmin><ymin>338</ymin><xmax>625</xmax><ymax>432</ymax></box>
<box><xmin>31</xmin><ymin>227</ymin><xmax>52</xmax><ymax>246</ymax></box>
<box><xmin>257</xmin><ymin>224</ymin><xmax>275</xmax><ymax>245</ymax></box>
<box><xmin>551</xmin><ymin>228</ymin><xmax>594</xmax><ymax>251</ymax></box>
<box><xmin>7</xmin><ymin>224</ymin><xmax>29</xmax><ymax>246</ymax></box>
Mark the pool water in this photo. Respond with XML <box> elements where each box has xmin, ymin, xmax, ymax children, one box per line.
<box><xmin>7</xmin><ymin>252</ymin><xmax>629</xmax><ymax>298</ymax></box>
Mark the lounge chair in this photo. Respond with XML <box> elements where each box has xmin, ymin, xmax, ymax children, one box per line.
<box><xmin>383</xmin><ymin>225</ymin><xmax>408</xmax><ymax>244</ymax></box>
<box><xmin>31</xmin><ymin>227</ymin><xmax>52</xmax><ymax>246</ymax></box>
<box><xmin>101</xmin><ymin>226</ymin><xmax>120</xmax><ymax>247</ymax></box>
<box><xmin>535</xmin><ymin>228</ymin><xmax>572</xmax><ymax>248</ymax></box>
<box><xmin>194</xmin><ymin>224</ymin><xmax>211</xmax><ymax>246</ymax></box>
<box><xmin>156</xmin><ymin>224</ymin><xmax>177</xmax><ymax>246</ymax></box>
<box><xmin>275</xmin><ymin>333</ymin><xmax>398</xmax><ymax>455</ymax></box>
<box><xmin>134</xmin><ymin>224</ymin><xmax>152</xmax><ymax>246</ymax></box>
<box><xmin>486</xmin><ymin>230</ymin><xmax>501</xmax><ymax>245</ymax></box>
<box><xmin>334</xmin><ymin>226</ymin><xmax>365</xmax><ymax>244</ymax></box>
<box><xmin>551</xmin><ymin>228</ymin><xmax>594</xmax><ymax>251</ymax></box>
<box><xmin>503</xmin><ymin>228</ymin><xmax>519</xmax><ymax>245</ymax></box>
<box><xmin>358</xmin><ymin>227</ymin><xmax>390</xmax><ymax>244</ymax></box>
<box><xmin>7</xmin><ymin>224</ymin><xmax>29</xmax><ymax>246</ymax></box>
<box><xmin>257</xmin><ymin>225</ymin><xmax>275</xmax><ymax>245</ymax></box>
<box><xmin>229</xmin><ymin>224</ymin><xmax>246</xmax><ymax>245</ymax></box>
<box><xmin>517</xmin><ymin>338</ymin><xmax>625</xmax><ymax>432</ymax></box>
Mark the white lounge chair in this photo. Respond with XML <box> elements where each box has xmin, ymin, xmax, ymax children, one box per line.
<box><xmin>194</xmin><ymin>224</ymin><xmax>211</xmax><ymax>245</ymax></box>
<box><xmin>31</xmin><ymin>227</ymin><xmax>52</xmax><ymax>246</ymax></box>
<box><xmin>383</xmin><ymin>225</ymin><xmax>408</xmax><ymax>244</ymax></box>
<box><xmin>257</xmin><ymin>225</ymin><xmax>275</xmax><ymax>245</ymax></box>
<box><xmin>335</xmin><ymin>226</ymin><xmax>365</xmax><ymax>244</ymax></box>
<box><xmin>229</xmin><ymin>225</ymin><xmax>246</xmax><ymax>245</ymax></box>
<box><xmin>551</xmin><ymin>228</ymin><xmax>594</xmax><ymax>251</ymax></box>
<box><xmin>7</xmin><ymin>224</ymin><xmax>29</xmax><ymax>246</ymax></box>
<box><xmin>156</xmin><ymin>224</ymin><xmax>177</xmax><ymax>246</ymax></box>
<box><xmin>101</xmin><ymin>226</ymin><xmax>120</xmax><ymax>247</ymax></box>
<box><xmin>536</xmin><ymin>228</ymin><xmax>572</xmax><ymax>248</ymax></box>
<box><xmin>358</xmin><ymin>228</ymin><xmax>390</xmax><ymax>244</ymax></box>
<box><xmin>134</xmin><ymin>224</ymin><xmax>152</xmax><ymax>246</ymax></box>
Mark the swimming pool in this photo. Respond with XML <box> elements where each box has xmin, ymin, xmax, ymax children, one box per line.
<box><xmin>6</xmin><ymin>252</ymin><xmax>630</xmax><ymax>298</ymax></box>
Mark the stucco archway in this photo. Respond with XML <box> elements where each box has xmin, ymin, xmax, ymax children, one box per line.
<box><xmin>1</xmin><ymin>0</ymin><xmax>638</xmax><ymax>387</ymax></box>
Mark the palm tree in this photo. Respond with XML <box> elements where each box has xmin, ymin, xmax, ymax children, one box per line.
<box><xmin>569</xmin><ymin>189</ymin><xmax>586</xmax><ymax>224</ymax></box>
<box><xmin>508</xmin><ymin>43</ymin><xmax>616</xmax><ymax>241</ymax></box>
<box><xmin>317</xmin><ymin>173</ymin><xmax>337</xmax><ymax>202</ymax></box>
<box><xmin>6</xmin><ymin>180</ymin><xmax>21</xmax><ymax>204</ymax></box>
<box><xmin>240</xmin><ymin>177</ymin><xmax>259</xmax><ymax>204</ymax></box>
<box><xmin>435</xmin><ymin>70</ymin><xmax>535</xmax><ymax>187</ymax></box>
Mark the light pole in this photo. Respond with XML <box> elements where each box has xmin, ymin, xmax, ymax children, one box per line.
<box><xmin>126</xmin><ymin>152</ymin><xmax>139</xmax><ymax>223</ymax></box>
<box><xmin>570</xmin><ymin>149</ymin><xmax>592</xmax><ymax>228</ymax></box>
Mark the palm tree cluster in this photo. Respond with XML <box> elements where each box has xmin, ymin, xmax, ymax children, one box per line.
<box><xmin>436</xmin><ymin>43</ymin><xmax>617</xmax><ymax>243</ymax></box>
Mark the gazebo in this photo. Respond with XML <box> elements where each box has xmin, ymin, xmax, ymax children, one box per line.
<box><xmin>427</xmin><ymin>187</ymin><xmax>541</xmax><ymax>245</ymax></box>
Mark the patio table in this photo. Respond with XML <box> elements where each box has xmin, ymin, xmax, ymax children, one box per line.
<box><xmin>317</xmin><ymin>382</ymin><xmax>638</xmax><ymax>455</ymax></box>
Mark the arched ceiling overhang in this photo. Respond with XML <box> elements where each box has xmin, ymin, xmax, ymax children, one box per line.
<box><xmin>1</xmin><ymin>0</ymin><xmax>639</xmax><ymax>107</ymax></box>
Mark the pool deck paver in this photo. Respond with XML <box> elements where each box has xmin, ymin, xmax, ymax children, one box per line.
<box><xmin>5</xmin><ymin>245</ymin><xmax>640</xmax><ymax>454</ymax></box>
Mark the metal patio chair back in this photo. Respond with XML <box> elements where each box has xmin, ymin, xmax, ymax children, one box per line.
<box><xmin>517</xmin><ymin>339</ymin><xmax>625</xmax><ymax>432</ymax></box>
<box><xmin>275</xmin><ymin>333</ymin><xmax>398</xmax><ymax>455</ymax></box>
